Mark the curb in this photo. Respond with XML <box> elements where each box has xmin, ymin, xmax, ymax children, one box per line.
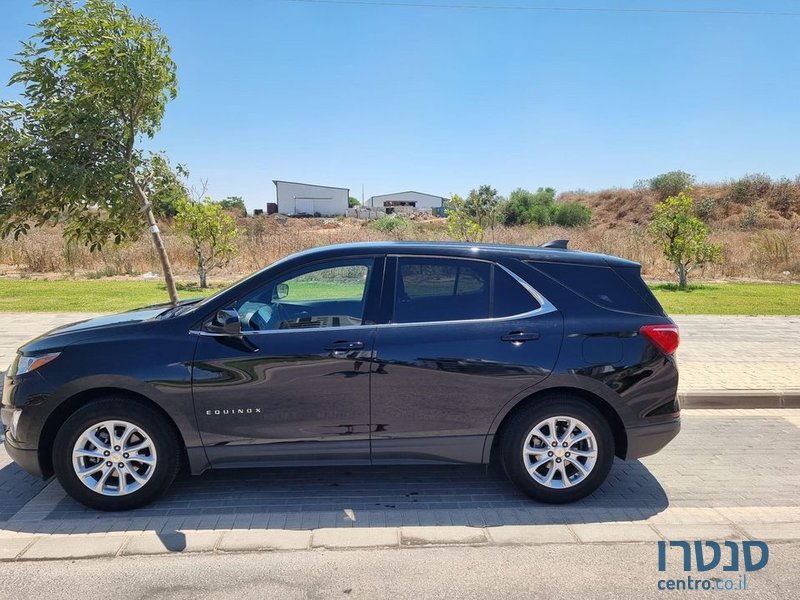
<box><xmin>679</xmin><ymin>390</ymin><xmax>800</xmax><ymax>409</ymax></box>
<box><xmin>1</xmin><ymin>522</ymin><xmax>799</xmax><ymax>562</ymax></box>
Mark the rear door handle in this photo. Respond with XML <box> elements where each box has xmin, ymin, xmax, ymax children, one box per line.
<box><xmin>324</xmin><ymin>341</ymin><xmax>365</xmax><ymax>352</ymax></box>
<box><xmin>501</xmin><ymin>331</ymin><xmax>540</xmax><ymax>344</ymax></box>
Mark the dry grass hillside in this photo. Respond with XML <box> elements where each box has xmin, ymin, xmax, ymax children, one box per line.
<box><xmin>1</xmin><ymin>177</ymin><xmax>799</xmax><ymax>284</ymax></box>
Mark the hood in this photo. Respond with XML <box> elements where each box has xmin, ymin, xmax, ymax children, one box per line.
<box><xmin>18</xmin><ymin>306</ymin><xmax>167</xmax><ymax>354</ymax></box>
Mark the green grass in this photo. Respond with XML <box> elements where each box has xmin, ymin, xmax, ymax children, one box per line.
<box><xmin>283</xmin><ymin>281</ymin><xmax>365</xmax><ymax>301</ymax></box>
<box><xmin>650</xmin><ymin>282</ymin><xmax>800</xmax><ymax>316</ymax></box>
<box><xmin>0</xmin><ymin>280</ymin><xmax>219</xmax><ymax>312</ymax></box>
<box><xmin>0</xmin><ymin>278</ymin><xmax>797</xmax><ymax>315</ymax></box>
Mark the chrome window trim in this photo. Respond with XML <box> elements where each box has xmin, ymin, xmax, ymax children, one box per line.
<box><xmin>190</xmin><ymin>259</ymin><xmax>555</xmax><ymax>336</ymax></box>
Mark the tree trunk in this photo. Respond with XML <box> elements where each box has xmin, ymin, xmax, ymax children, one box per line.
<box><xmin>198</xmin><ymin>261</ymin><xmax>208</xmax><ymax>288</ymax></box>
<box><xmin>677</xmin><ymin>264</ymin><xmax>688</xmax><ymax>289</ymax></box>
<box><xmin>131</xmin><ymin>177</ymin><xmax>179</xmax><ymax>305</ymax></box>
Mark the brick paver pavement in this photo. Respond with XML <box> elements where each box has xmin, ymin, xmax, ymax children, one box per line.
<box><xmin>0</xmin><ymin>410</ymin><xmax>798</xmax><ymax>538</ymax></box>
<box><xmin>0</xmin><ymin>313</ymin><xmax>798</xmax><ymax>559</ymax></box>
<box><xmin>676</xmin><ymin>315</ymin><xmax>800</xmax><ymax>391</ymax></box>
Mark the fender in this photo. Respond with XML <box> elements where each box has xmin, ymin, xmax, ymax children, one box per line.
<box><xmin>34</xmin><ymin>373</ymin><xmax>211</xmax><ymax>475</ymax></box>
<box><xmin>50</xmin><ymin>374</ymin><xmax>202</xmax><ymax>446</ymax></box>
<box><xmin>480</xmin><ymin>372</ymin><xmax>635</xmax><ymax>463</ymax></box>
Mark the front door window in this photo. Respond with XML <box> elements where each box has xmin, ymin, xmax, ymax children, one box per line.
<box><xmin>236</xmin><ymin>259</ymin><xmax>373</xmax><ymax>331</ymax></box>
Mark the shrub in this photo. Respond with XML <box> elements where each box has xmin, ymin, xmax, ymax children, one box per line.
<box><xmin>729</xmin><ymin>173</ymin><xmax>772</xmax><ymax>204</ymax></box>
<box><xmin>770</xmin><ymin>178</ymin><xmax>798</xmax><ymax>216</ymax></box>
<box><xmin>370</xmin><ymin>215</ymin><xmax>410</xmax><ymax>234</ymax></box>
<box><xmin>694</xmin><ymin>196</ymin><xmax>718</xmax><ymax>222</ymax></box>
<box><xmin>751</xmin><ymin>230</ymin><xmax>792</xmax><ymax>267</ymax></box>
<box><xmin>503</xmin><ymin>187</ymin><xmax>556</xmax><ymax>226</ymax></box>
<box><xmin>553</xmin><ymin>203</ymin><xmax>592</xmax><ymax>227</ymax></box>
<box><xmin>739</xmin><ymin>205</ymin><xmax>763</xmax><ymax>230</ymax></box>
<box><xmin>648</xmin><ymin>171</ymin><xmax>695</xmax><ymax>199</ymax></box>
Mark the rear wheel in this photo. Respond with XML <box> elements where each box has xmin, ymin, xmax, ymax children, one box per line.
<box><xmin>52</xmin><ymin>398</ymin><xmax>181</xmax><ymax>511</ymax></box>
<box><xmin>501</xmin><ymin>396</ymin><xmax>614</xmax><ymax>503</ymax></box>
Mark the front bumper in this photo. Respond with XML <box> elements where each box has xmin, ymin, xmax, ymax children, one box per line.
<box><xmin>625</xmin><ymin>418</ymin><xmax>681</xmax><ymax>460</ymax></box>
<box><xmin>2</xmin><ymin>437</ymin><xmax>43</xmax><ymax>478</ymax></box>
<box><xmin>1</xmin><ymin>404</ymin><xmax>44</xmax><ymax>478</ymax></box>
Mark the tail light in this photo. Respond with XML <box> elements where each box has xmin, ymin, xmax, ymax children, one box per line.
<box><xmin>639</xmin><ymin>324</ymin><xmax>679</xmax><ymax>355</ymax></box>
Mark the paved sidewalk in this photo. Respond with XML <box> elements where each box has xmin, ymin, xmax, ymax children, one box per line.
<box><xmin>1</xmin><ymin>313</ymin><xmax>799</xmax><ymax>561</ymax></box>
<box><xmin>0</xmin><ymin>409</ymin><xmax>798</xmax><ymax>560</ymax></box>
<box><xmin>676</xmin><ymin>315</ymin><xmax>800</xmax><ymax>394</ymax></box>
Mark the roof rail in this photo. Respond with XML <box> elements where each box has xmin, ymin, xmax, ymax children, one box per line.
<box><xmin>538</xmin><ymin>239</ymin><xmax>569</xmax><ymax>249</ymax></box>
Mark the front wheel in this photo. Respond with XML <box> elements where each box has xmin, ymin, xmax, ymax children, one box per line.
<box><xmin>501</xmin><ymin>397</ymin><xmax>615</xmax><ymax>503</ymax></box>
<box><xmin>52</xmin><ymin>398</ymin><xmax>181</xmax><ymax>511</ymax></box>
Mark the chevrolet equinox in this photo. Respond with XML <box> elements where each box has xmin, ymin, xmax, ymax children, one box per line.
<box><xmin>2</xmin><ymin>241</ymin><xmax>680</xmax><ymax>510</ymax></box>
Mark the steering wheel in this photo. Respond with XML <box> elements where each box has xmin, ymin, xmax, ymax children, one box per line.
<box><xmin>269</xmin><ymin>302</ymin><xmax>291</xmax><ymax>329</ymax></box>
<box><xmin>247</xmin><ymin>305</ymin><xmax>272</xmax><ymax>331</ymax></box>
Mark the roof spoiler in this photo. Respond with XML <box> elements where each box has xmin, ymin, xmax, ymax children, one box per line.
<box><xmin>538</xmin><ymin>239</ymin><xmax>569</xmax><ymax>249</ymax></box>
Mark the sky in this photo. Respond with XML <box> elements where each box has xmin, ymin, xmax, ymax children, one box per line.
<box><xmin>1</xmin><ymin>0</ymin><xmax>800</xmax><ymax>212</ymax></box>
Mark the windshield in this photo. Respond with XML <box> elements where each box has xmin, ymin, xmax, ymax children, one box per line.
<box><xmin>170</xmin><ymin>253</ymin><xmax>302</xmax><ymax>317</ymax></box>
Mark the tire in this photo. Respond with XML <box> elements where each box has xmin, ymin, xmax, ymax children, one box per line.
<box><xmin>501</xmin><ymin>395</ymin><xmax>615</xmax><ymax>504</ymax></box>
<box><xmin>52</xmin><ymin>398</ymin><xmax>181</xmax><ymax>511</ymax></box>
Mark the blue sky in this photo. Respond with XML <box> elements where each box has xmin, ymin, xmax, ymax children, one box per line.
<box><xmin>2</xmin><ymin>1</ymin><xmax>800</xmax><ymax>211</ymax></box>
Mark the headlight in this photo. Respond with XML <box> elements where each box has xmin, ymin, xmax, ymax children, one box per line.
<box><xmin>15</xmin><ymin>352</ymin><xmax>60</xmax><ymax>376</ymax></box>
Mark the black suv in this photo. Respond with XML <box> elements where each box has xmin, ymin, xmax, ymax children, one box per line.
<box><xmin>2</xmin><ymin>242</ymin><xmax>680</xmax><ymax>510</ymax></box>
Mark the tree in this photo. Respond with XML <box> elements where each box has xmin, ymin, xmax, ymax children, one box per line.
<box><xmin>446</xmin><ymin>194</ymin><xmax>484</xmax><ymax>242</ymax></box>
<box><xmin>0</xmin><ymin>0</ymin><xmax>181</xmax><ymax>303</ymax></box>
<box><xmin>219</xmin><ymin>196</ymin><xmax>247</xmax><ymax>216</ymax></box>
<box><xmin>464</xmin><ymin>185</ymin><xmax>502</xmax><ymax>239</ymax></box>
<box><xmin>174</xmin><ymin>198</ymin><xmax>241</xmax><ymax>288</ymax></box>
<box><xmin>348</xmin><ymin>196</ymin><xmax>360</xmax><ymax>208</ymax></box>
<box><xmin>647</xmin><ymin>192</ymin><xmax>722</xmax><ymax>288</ymax></box>
<box><xmin>149</xmin><ymin>154</ymin><xmax>190</xmax><ymax>218</ymax></box>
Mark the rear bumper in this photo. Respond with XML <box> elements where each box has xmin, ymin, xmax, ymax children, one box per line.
<box><xmin>624</xmin><ymin>418</ymin><xmax>681</xmax><ymax>460</ymax></box>
<box><xmin>3</xmin><ymin>437</ymin><xmax>43</xmax><ymax>478</ymax></box>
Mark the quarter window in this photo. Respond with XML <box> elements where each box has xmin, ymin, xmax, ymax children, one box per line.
<box><xmin>527</xmin><ymin>261</ymin><xmax>655</xmax><ymax>314</ymax></box>
<box><xmin>493</xmin><ymin>266</ymin><xmax>541</xmax><ymax>317</ymax></box>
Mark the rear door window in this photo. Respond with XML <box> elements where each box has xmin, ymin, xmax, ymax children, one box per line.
<box><xmin>394</xmin><ymin>258</ymin><xmax>490</xmax><ymax>323</ymax></box>
<box><xmin>392</xmin><ymin>258</ymin><xmax>540</xmax><ymax>323</ymax></box>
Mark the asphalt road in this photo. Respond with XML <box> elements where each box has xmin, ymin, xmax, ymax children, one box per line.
<box><xmin>1</xmin><ymin>543</ymin><xmax>797</xmax><ymax>599</ymax></box>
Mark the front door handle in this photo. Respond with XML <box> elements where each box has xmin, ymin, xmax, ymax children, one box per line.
<box><xmin>501</xmin><ymin>331</ymin><xmax>540</xmax><ymax>344</ymax></box>
<box><xmin>324</xmin><ymin>341</ymin><xmax>365</xmax><ymax>353</ymax></box>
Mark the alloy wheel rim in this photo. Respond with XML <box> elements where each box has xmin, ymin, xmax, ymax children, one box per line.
<box><xmin>71</xmin><ymin>420</ymin><xmax>158</xmax><ymax>496</ymax></box>
<box><xmin>523</xmin><ymin>416</ymin><xmax>598</xmax><ymax>489</ymax></box>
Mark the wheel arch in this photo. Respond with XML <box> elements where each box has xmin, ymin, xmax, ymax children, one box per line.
<box><xmin>485</xmin><ymin>386</ymin><xmax>628</xmax><ymax>465</ymax></box>
<box><xmin>38</xmin><ymin>387</ymin><xmax>190</xmax><ymax>479</ymax></box>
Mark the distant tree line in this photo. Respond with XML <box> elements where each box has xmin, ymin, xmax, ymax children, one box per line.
<box><xmin>444</xmin><ymin>184</ymin><xmax>592</xmax><ymax>242</ymax></box>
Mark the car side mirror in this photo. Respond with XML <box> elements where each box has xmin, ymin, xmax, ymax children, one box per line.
<box><xmin>274</xmin><ymin>283</ymin><xmax>289</xmax><ymax>300</ymax></box>
<box><xmin>206</xmin><ymin>308</ymin><xmax>241</xmax><ymax>335</ymax></box>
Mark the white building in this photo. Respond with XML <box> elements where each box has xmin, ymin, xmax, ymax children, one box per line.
<box><xmin>368</xmin><ymin>191</ymin><xmax>448</xmax><ymax>212</ymax></box>
<box><xmin>274</xmin><ymin>180</ymin><xmax>349</xmax><ymax>216</ymax></box>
